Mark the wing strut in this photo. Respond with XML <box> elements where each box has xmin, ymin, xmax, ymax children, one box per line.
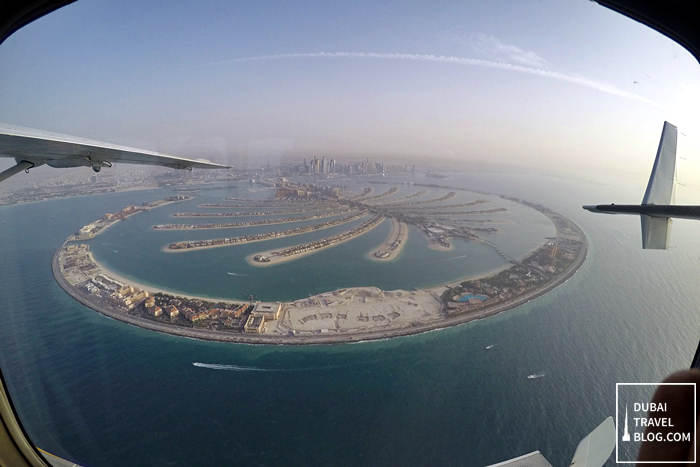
<box><xmin>0</xmin><ymin>160</ymin><xmax>35</xmax><ymax>183</ymax></box>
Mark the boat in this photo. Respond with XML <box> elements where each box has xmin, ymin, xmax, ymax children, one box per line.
<box><xmin>527</xmin><ymin>373</ymin><xmax>545</xmax><ymax>379</ymax></box>
<box><xmin>486</xmin><ymin>345</ymin><xmax>495</xmax><ymax>349</ymax></box>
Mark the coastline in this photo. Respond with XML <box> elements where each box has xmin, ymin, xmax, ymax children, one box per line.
<box><xmin>427</xmin><ymin>242</ymin><xmax>453</xmax><ymax>251</ymax></box>
<box><xmin>246</xmin><ymin>215</ymin><xmax>384</xmax><ymax>267</ymax></box>
<box><xmin>71</xmin><ymin>196</ymin><xmax>190</xmax><ymax>242</ymax></box>
<box><xmin>170</xmin><ymin>206</ymin><xmax>339</xmax><ymax>218</ymax></box>
<box><xmin>53</xmin><ymin>210</ymin><xmax>587</xmax><ymax>345</ymax></box>
<box><xmin>51</xmin><ymin>185</ymin><xmax>588</xmax><ymax>345</ymax></box>
<box><xmin>162</xmin><ymin>212</ymin><xmax>368</xmax><ymax>253</ymax></box>
<box><xmin>54</xmin><ymin>226</ymin><xmax>587</xmax><ymax>345</ymax></box>
<box><xmin>0</xmin><ymin>184</ymin><xmax>159</xmax><ymax>208</ymax></box>
<box><xmin>89</xmin><ymin>253</ymin><xmax>245</xmax><ymax>305</ymax></box>
<box><xmin>151</xmin><ymin>209</ymin><xmax>351</xmax><ymax>231</ymax></box>
<box><xmin>368</xmin><ymin>218</ymin><xmax>408</xmax><ymax>261</ymax></box>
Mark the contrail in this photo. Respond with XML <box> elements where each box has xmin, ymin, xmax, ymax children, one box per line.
<box><xmin>218</xmin><ymin>51</ymin><xmax>660</xmax><ymax>107</ymax></box>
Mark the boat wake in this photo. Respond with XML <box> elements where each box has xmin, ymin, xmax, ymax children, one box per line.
<box><xmin>227</xmin><ymin>272</ymin><xmax>247</xmax><ymax>276</ymax></box>
<box><xmin>193</xmin><ymin>363</ymin><xmax>284</xmax><ymax>372</ymax></box>
<box><xmin>527</xmin><ymin>372</ymin><xmax>545</xmax><ymax>379</ymax></box>
<box><xmin>193</xmin><ymin>361</ymin><xmax>364</xmax><ymax>372</ymax></box>
<box><xmin>101</xmin><ymin>242</ymin><xmax>119</xmax><ymax>253</ymax></box>
<box><xmin>439</xmin><ymin>254</ymin><xmax>470</xmax><ymax>262</ymax></box>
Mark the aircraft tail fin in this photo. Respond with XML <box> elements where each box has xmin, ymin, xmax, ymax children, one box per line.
<box><xmin>569</xmin><ymin>417</ymin><xmax>616</xmax><ymax>467</ymax></box>
<box><xmin>642</xmin><ymin>121</ymin><xmax>677</xmax><ymax>206</ymax></box>
<box><xmin>641</xmin><ymin>214</ymin><xmax>672</xmax><ymax>249</ymax></box>
<box><xmin>638</xmin><ymin>121</ymin><xmax>677</xmax><ymax>249</ymax></box>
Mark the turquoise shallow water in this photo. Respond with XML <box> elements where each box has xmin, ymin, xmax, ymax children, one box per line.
<box><xmin>1</xmin><ymin>173</ymin><xmax>700</xmax><ymax>466</ymax></box>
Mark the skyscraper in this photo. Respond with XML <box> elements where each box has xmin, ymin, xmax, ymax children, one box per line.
<box><xmin>622</xmin><ymin>405</ymin><xmax>630</xmax><ymax>442</ymax></box>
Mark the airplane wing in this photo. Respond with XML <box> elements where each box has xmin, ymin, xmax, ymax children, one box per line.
<box><xmin>569</xmin><ymin>417</ymin><xmax>615</xmax><ymax>467</ymax></box>
<box><xmin>0</xmin><ymin>123</ymin><xmax>229</xmax><ymax>182</ymax></box>
<box><xmin>484</xmin><ymin>417</ymin><xmax>614</xmax><ymax>467</ymax></box>
<box><xmin>583</xmin><ymin>121</ymin><xmax>689</xmax><ymax>250</ymax></box>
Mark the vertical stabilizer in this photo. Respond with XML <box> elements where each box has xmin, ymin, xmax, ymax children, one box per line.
<box><xmin>639</xmin><ymin>121</ymin><xmax>677</xmax><ymax>249</ymax></box>
<box><xmin>582</xmin><ymin>122</ymin><xmax>686</xmax><ymax>250</ymax></box>
<box><xmin>569</xmin><ymin>417</ymin><xmax>615</xmax><ymax>467</ymax></box>
<box><xmin>642</xmin><ymin>121</ymin><xmax>677</xmax><ymax>205</ymax></box>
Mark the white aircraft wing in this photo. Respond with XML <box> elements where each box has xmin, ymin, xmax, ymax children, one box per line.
<box><xmin>569</xmin><ymin>417</ymin><xmax>615</xmax><ymax>467</ymax></box>
<box><xmin>0</xmin><ymin>124</ymin><xmax>229</xmax><ymax>181</ymax></box>
<box><xmin>485</xmin><ymin>417</ymin><xmax>614</xmax><ymax>467</ymax></box>
<box><xmin>485</xmin><ymin>451</ymin><xmax>552</xmax><ymax>467</ymax></box>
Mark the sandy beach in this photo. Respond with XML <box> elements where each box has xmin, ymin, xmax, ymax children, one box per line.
<box><xmin>368</xmin><ymin>217</ymin><xmax>408</xmax><ymax>261</ymax></box>
<box><xmin>152</xmin><ymin>209</ymin><xmax>351</xmax><ymax>230</ymax></box>
<box><xmin>89</xmin><ymin>253</ymin><xmax>246</xmax><ymax>305</ymax></box>
<box><xmin>170</xmin><ymin>206</ymin><xmax>340</xmax><ymax>218</ymax></box>
<box><xmin>52</xmin><ymin>184</ymin><xmax>589</xmax><ymax>346</ymax></box>
<box><xmin>71</xmin><ymin>197</ymin><xmax>189</xmax><ymax>242</ymax></box>
<box><xmin>246</xmin><ymin>215</ymin><xmax>385</xmax><ymax>267</ymax></box>
<box><xmin>427</xmin><ymin>242</ymin><xmax>454</xmax><ymax>251</ymax></box>
<box><xmin>162</xmin><ymin>211</ymin><xmax>369</xmax><ymax>253</ymax></box>
<box><xmin>54</xmin><ymin>225</ymin><xmax>587</xmax><ymax>345</ymax></box>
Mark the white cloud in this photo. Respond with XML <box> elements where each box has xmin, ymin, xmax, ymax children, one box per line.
<box><xmin>218</xmin><ymin>51</ymin><xmax>661</xmax><ymax>107</ymax></box>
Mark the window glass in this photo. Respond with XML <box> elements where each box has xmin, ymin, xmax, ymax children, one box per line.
<box><xmin>1</xmin><ymin>1</ymin><xmax>700</xmax><ymax>466</ymax></box>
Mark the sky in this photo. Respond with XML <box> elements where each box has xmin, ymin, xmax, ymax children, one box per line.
<box><xmin>1</xmin><ymin>0</ymin><xmax>700</xmax><ymax>186</ymax></box>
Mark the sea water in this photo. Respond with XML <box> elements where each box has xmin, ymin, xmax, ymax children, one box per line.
<box><xmin>1</xmin><ymin>173</ymin><xmax>699</xmax><ymax>467</ymax></box>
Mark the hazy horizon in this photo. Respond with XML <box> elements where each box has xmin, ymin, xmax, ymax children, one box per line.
<box><xmin>1</xmin><ymin>0</ymin><xmax>699</xmax><ymax>186</ymax></box>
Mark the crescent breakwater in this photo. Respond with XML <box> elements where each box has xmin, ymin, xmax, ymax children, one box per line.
<box><xmin>52</xmin><ymin>186</ymin><xmax>587</xmax><ymax>345</ymax></box>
